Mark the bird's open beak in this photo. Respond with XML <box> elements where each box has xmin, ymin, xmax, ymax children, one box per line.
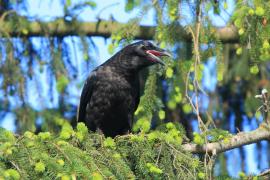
<box><xmin>146</xmin><ymin>50</ymin><xmax>172</xmax><ymax>66</ymax></box>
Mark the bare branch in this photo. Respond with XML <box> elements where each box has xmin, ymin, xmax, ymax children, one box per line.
<box><xmin>0</xmin><ymin>19</ymin><xmax>155</xmax><ymax>39</ymax></box>
<box><xmin>182</xmin><ymin>123</ymin><xmax>270</xmax><ymax>154</ymax></box>
<box><xmin>259</xmin><ymin>169</ymin><xmax>270</xmax><ymax>177</ymax></box>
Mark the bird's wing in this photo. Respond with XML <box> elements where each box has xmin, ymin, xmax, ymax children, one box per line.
<box><xmin>77</xmin><ymin>71</ymin><xmax>97</xmax><ymax>123</ymax></box>
<box><xmin>134</xmin><ymin>75</ymin><xmax>140</xmax><ymax>111</ymax></box>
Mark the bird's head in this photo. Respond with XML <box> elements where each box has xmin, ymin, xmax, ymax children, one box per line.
<box><xmin>118</xmin><ymin>41</ymin><xmax>171</xmax><ymax>71</ymax></box>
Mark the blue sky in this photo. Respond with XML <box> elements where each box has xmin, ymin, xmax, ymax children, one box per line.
<box><xmin>0</xmin><ymin>0</ymin><xmax>267</xmax><ymax>177</ymax></box>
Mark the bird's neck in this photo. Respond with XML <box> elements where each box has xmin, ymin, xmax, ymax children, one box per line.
<box><xmin>105</xmin><ymin>52</ymin><xmax>146</xmax><ymax>79</ymax></box>
<box><xmin>116</xmin><ymin>66</ymin><xmax>139</xmax><ymax>81</ymax></box>
<box><xmin>110</xmin><ymin>54</ymin><xmax>140</xmax><ymax>76</ymax></box>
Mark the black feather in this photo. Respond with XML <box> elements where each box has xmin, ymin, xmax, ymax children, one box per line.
<box><xmin>77</xmin><ymin>41</ymin><xmax>170</xmax><ymax>137</ymax></box>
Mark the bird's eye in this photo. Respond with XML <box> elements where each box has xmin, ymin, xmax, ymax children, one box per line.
<box><xmin>148</xmin><ymin>42</ymin><xmax>154</xmax><ymax>48</ymax></box>
<box><xmin>141</xmin><ymin>45</ymin><xmax>147</xmax><ymax>50</ymax></box>
<box><xmin>143</xmin><ymin>41</ymin><xmax>151</xmax><ymax>47</ymax></box>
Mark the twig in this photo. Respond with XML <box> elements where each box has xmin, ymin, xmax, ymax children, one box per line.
<box><xmin>186</xmin><ymin>2</ymin><xmax>208</xmax><ymax>133</ymax></box>
<box><xmin>95</xmin><ymin>3</ymin><xmax>120</xmax><ymax>20</ymax></box>
<box><xmin>155</xmin><ymin>143</ymin><xmax>163</xmax><ymax>165</ymax></box>
<box><xmin>10</xmin><ymin>161</ymin><xmax>22</xmax><ymax>175</ymax></box>
<box><xmin>0</xmin><ymin>10</ymin><xmax>16</xmax><ymax>22</ymax></box>
<box><xmin>185</xmin><ymin>69</ymin><xmax>198</xmax><ymax>113</ymax></box>
<box><xmin>52</xmin><ymin>143</ymin><xmax>72</xmax><ymax>163</ymax></box>
<box><xmin>169</xmin><ymin>148</ymin><xmax>196</xmax><ymax>179</ymax></box>
<box><xmin>255</xmin><ymin>89</ymin><xmax>270</xmax><ymax>123</ymax></box>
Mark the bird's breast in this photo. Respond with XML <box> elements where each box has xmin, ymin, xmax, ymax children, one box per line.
<box><xmin>94</xmin><ymin>66</ymin><xmax>140</xmax><ymax>109</ymax></box>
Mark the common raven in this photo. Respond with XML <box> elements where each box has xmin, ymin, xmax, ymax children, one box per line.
<box><xmin>77</xmin><ymin>41</ymin><xmax>171</xmax><ymax>137</ymax></box>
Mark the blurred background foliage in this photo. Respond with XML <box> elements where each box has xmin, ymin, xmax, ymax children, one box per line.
<box><xmin>0</xmin><ymin>0</ymin><xmax>270</xmax><ymax>177</ymax></box>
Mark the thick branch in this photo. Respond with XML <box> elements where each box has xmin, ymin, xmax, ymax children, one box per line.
<box><xmin>0</xmin><ymin>20</ymin><xmax>155</xmax><ymax>39</ymax></box>
<box><xmin>0</xmin><ymin>19</ymin><xmax>239</xmax><ymax>43</ymax></box>
<box><xmin>183</xmin><ymin>124</ymin><xmax>270</xmax><ymax>154</ymax></box>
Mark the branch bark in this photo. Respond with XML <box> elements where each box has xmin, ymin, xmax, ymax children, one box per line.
<box><xmin>0</xmin><ymin>19</ymin><xmax>239</xmax><ymax>43</ymax></box>
<box><xmin>182</xmin><ymin>123</ymin><xmax>270</xmax><ymax>154</ymax></box>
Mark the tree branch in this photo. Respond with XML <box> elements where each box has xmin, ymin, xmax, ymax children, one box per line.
<box><xmin>259</xmin><ymin>169</ymin><xmax>270</xmax><ymax>177</ymax></box>
<box><xmin>0</xmin><ymin>19</ymin><xmax>239</xmax><ymax>43</ymax></box>
<box><xmin>182</xmin><ymin>123</ymin><xmax>270</xmax><ymax>154</ymax></box>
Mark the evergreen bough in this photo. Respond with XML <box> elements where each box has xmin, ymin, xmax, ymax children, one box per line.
<box><xmin>0</xmin><ymin>123</ymin><xmax>204</xmax><ymax>179</ymax></box>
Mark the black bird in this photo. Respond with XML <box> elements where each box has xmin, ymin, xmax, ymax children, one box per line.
<box><xmin>77</xmin><ymin>41</ymin><xmax>171</xmax><ymax>137</ymax></box>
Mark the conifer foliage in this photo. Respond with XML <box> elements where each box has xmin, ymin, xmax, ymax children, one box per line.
<box><xmin>0</xmin><ymin>123</ymin><xmax>204</xmax><ymax>179</ymax></box>
<box><xmin>1</xmin><ymin>0</ymin><xmax>270</xmax><ymax>178</ymax></box>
